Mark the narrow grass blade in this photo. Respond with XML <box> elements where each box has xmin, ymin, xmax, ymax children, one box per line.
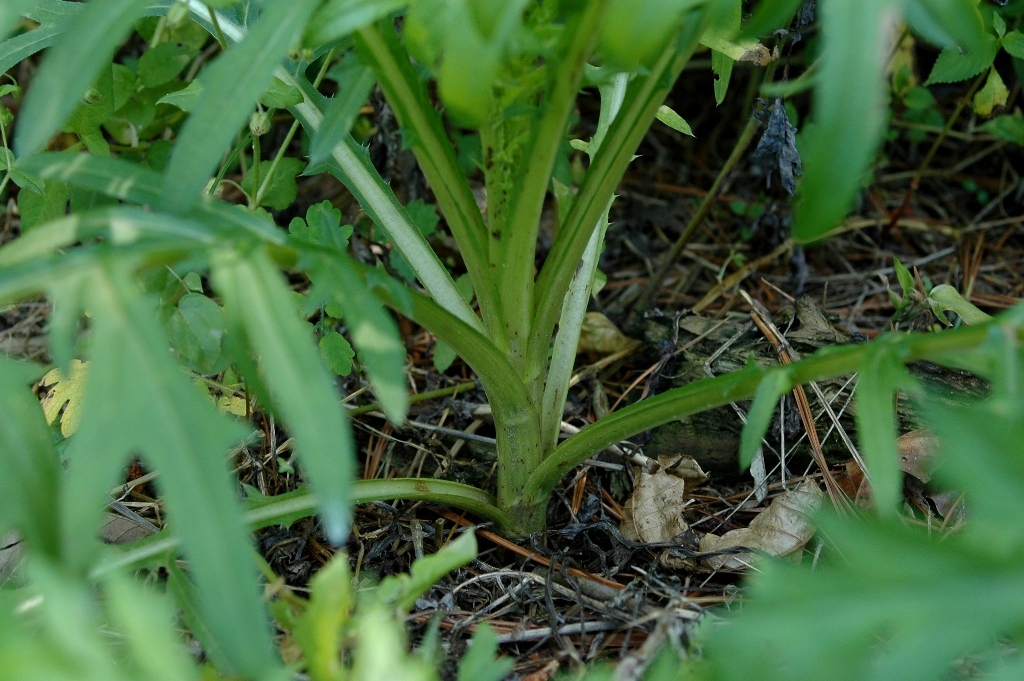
<box><xmin>740</xmin><ymin>369</ymin><xmax>791</xmax><ymax>469</ymax></box>
<box><xmin>308</xmin><ymin>58</ymin><xmax>375</xmax><ymax>166</ymax></box>
<box><xmin>212</xmin><ymin>247</ymin><xmax>355</xmax><ymax>544</ymax></box>
<box><xmin>15</xmin><ymin>0</ymin><xmax>150</xmax><ymax>155</ymax></box>
<box><xmin>163</xmin><ymin>0</ymin><xmax>316</xmax><ymax>212</ymax></box>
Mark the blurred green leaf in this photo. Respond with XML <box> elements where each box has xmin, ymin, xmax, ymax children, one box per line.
<box><xmin>138</xmin><ymin>41</ymin><xmax>194</xmax><ymax>88</ymax></box>
<box><xmin>61</xmin><ymin>260</ymin><xmax>277</xmax><ymax>677</ymax></box>
<box><xmin>740</xmin><ymin>369</ymin><xmax>791</xmax><ymax>469</ymax></box>
<box><xmin>794</xmin><ymin>0</ymin><xmax>891</xmax><ymax>241</ymax></box>
<box><xmin>166</xmin><ymin>291</ymin><xmax>230</xmax><ymax>374</ymax></box>
<box><xmin>157</xmin><ymin>79</ymin><xmax>202</xmax><ymax>112</ymax></box>
<box><xmin>708</xmin><ymin>0</ymin><xmax>740</xmax><ymax>105</ymax></box>
<box><xmin>978</xmin><ymin>112</ymin><xmax>1024</xmax><ymax>145</ymax></box>
<box><xmin>1002</xmin><ymin>30</ymin><xmax>1024</xmax><ymax>59</ymax></box>
<box><xmin>903</xmin><ymin>0</ymin><xmax>986</xmax><ymax>52</ymax></box>
<box><xmin>212</xmin><ymin>246</ymin><xmax>355</xmax><ymax>544</ymax></box>
<box><xmin>259</xmin><ymin>77</ymin><xmax>304</xmax><ymax>109</ymax></box>
<box><xmin>0</xmin><ymin>357</ymin><xmax>61</xmax><ymax>561</ymax></box>
<box><xmin>376</xmin><ymin>530</ymin><xmax>477</xmax><ymax>612</ymax></box>
<box><xmin>293</xmin><ymin>553</ymin><xmax>354</xmax><ymax>681</ymax></box>
<box><xmin>739</xmin><ymin>0</ymin><xmax>804</xmax><ymax>40</ymax></box>
<box><xmin>302</xmin><ymin>0</ymin><xmax>407</xmax><ymax>49</ymax></box>
<box><xmin>14</xmin><ymin>0</ymin><xmax>149</xmax><ymax>155</ymax></box>
<box><xmin>163</xmin><ymin>0</ymin><xmax>316</xmax><ymax>212</ymax></box>
<box><xmin>320</xmin><ymin>331</ymin><xmax>355</xmax><ymax>376</ymax></box>
<box><xmin>0</xmin><ymin>0</ymin><xmax>31</xmax><ymax>39</ymax></box>
<box><xmin>16</xmin><ymin>179</ymin><xmax>69</xmax><ymax>233</ymax></box>
<box><xmin>924</xmin><ymin>34</ymin><xmax>999</xmax><ymax>85</ymax></box>
<box><xmin>309</xmin><ymin>56</ymin><xmax>376</xmax><ymax>166</ymax></box>
<box><xmin>241</xmin><ymin>157</ymin><xmax>304</xmax><ymax>210</ymax></box>
<box><xmin>457</xmin><ymin>623</ymin><xmax>513</xmax><ymax>681</ymax></box>
<box><xmin>855</xmin><ymin>342</ymin><xmax>917</xmax><ymax>515</ymax></box>
<box><xmin>312</xmin><ymin>255</ymin><xmax>408</xmax><ymax>424</ymax></box>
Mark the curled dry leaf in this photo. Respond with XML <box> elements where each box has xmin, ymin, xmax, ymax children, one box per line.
<box><xmin>621</xmin><ymin>456</ymin><xmax>709</xmax><ymax>543</ymax></box>
<box><xmin>897</xmin><ymin>429</ymin><xmax>940</xmax><ymax>483</ymax></box>
<box><xmin>699</xmin><ymin>480</ymin><xmax>824</xmax><ymax>571</ymax></box>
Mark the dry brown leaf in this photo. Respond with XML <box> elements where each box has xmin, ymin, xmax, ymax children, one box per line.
<box><xmin>897</xmin><ymin>429</ymin><xmax>940</xmax><ymax>483</ymax></box>
<box><xmin>699</xmin><ymin>480</ymin><xmax>823</xmax><ymax>570</ymax></box>
<box><xmin>621</xmin><ymin>469</ymin><xmax>689</xmax><ymax>543</ymax></box>
<box><xmin>577</xmin><ymin>312</ymin><xmax>640</xmax><ymax>355</ymax></box>
<box><xmin>658</xmin><ymin>454</ymin><xmax>710</xmax><ymax>489</ymax></box>
<box><xmin>100</xmin><ymin>513</ymin><xmax>157</xmax><ymax>544</ymax></box>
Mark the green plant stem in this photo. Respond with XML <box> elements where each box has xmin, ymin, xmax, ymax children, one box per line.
<box><xmin>90</xmin><ymin>478</ymin><xmax>510</xmax><ymax>579</ymax></box>
<box><xmin>355</xmin><ymin>22</ymin><xmax>503</xmax><ymax>345</ymax></box>
<box><xmin>513</xmin><ymin>319</ymin><xmax>1004</xmax><ymax>521</ymax></box>
<box><xmin>539</xmin><ymin>73</ymin><xmax>628</xmax><ymax>450</ymax></box>
<box><xmin>346</xmin><ymin>380</ymin><xmax>478</xmax><ymax>417</ymax></box>
<box><xmin>634</xmin><ymin>113</ymin><xmax>760</xmax><ymax>311</ymax></box>
<box><xmin>498</xmin><ymin>0</ymin><xmax>608</xmax><ymax>369</ymax></box>
<box><xmin>527</xmin><ymin>18</ymin><xmax>709</xmax><ymax>393</ymax></box>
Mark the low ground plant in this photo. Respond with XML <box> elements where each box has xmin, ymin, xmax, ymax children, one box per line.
<box><xmin>1</xmin><ymin>0</ymin><xmax>1022</xmax><ymax>678</ymax></box>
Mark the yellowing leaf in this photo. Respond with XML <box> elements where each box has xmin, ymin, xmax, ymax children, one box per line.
<box><xmin>217</xmin><ymin>394</ymin><xmax>248</xmax><ymax>417</ymax></box>
<box><xmin>577</xmin><ymin>311</ymin><xmax>639</xmax><ymax>355</ymax></box>
<box><xmin>974</xmin><ymin>68</ymin><xmax>1008</xmax><ymax>117</ymax></box>
<box><xmin>39</xmin><ymin>359</ymin><xmax>88</xmax><ymax>436</ymax></box>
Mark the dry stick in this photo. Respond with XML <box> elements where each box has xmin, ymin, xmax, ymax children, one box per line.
<box><xmin>885</xmin><ymin>71</ymin><xmax>987</xmax><ymax>236</ymax></box>
<box><xmin>635</xmin><ymin>115</ymin><xmax>761</xmax><ymax>311</ymax></box>
<box><xmin>739</xmin><ymin>291</ymin><xmax>852</xmax><ymax>512</ymax></box>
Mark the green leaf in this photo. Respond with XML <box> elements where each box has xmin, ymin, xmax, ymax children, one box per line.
<box><xmin>312</xmin><ymin>256</ymin><xmax>408</xmax><ymax>424</ymax></box>
<box><xmin>739</xmin><ymin>0</ymin><xmax>804</xmax><ymax>39</ymax></box>
<box><xmin>288</xmin><ymin>200</ymin><xmax>353</xmax><ymax>251</ymax></box>
<box><xmin>978</xmin><ymin>112</ymin><xmax>1024</xmax><ymax>145</ymax></box>
<box><xmin>924</xmin><ymin>34</ymin><xmax>999</xmax><ymax>85</ymax></box>
<box><xmin>259</xmin><ymin>77</ymin><xmax>303</xmax><ymax>109</ymax></box>
<box><xmin>433</xmin><ymin>341</ymin><xmax>456</xmax><ymax>373</ymax></box>
<box><xmin>1002</xmin><ymin>31</ymin><xmax>1024</xmax><ymax>60</ymax></box>
<box><xmin>292</xmin><ymin>553</ymin><xmax>354</xmax><ymax>681</ymax></box>
<box><xmin>63</xmin><ymin>260</ymin><xmax>277</xmax><ymax>677</ymax></box>
<box><xmin>15</xmin><ymin>0</ymin><xmax>150</xmax><ymax>155</ymax></box>
<box><xmin>157</xmin><ymin>79</ymin><xmax>202</xmax><ymax>112</ymax></box>
<box><xmin>167</xmin><ymin>292</ymin><xmax>230</xmax><ymax>375</ymax></box>
<box><xmin>903</xmin><ymin>0</ymin><xmax>987</xmax><ymax>53</ymax></box>
<box><xmin>302</xmin><ymin>0</ymin><xmax>407</xmax><ymax>49</ymax></box>
<box><xmin>973</xmin><ymin>68</ymin><xmax>1008</xmax><ymax>117</ymax></box>
<box><xmin>138</xmin><ymin>41</ymin><xmax>194</xmax><ymax>87</ymax></box>
<box><xmin>457</xmin><ymin>623</ymin><xmax>514</xmax><ymax>681</ymax></box>
<box><xmin>855</xmin><ymin>343</ymin><xmax>916</xmax><ymax>516</ymax></box>
<box><xmin>212</xmin><ymin>246</ymin><xmax>355</xmax><ymax>544</ymax></box>
<box><xmin>376</xmin><ymin>530</ymin><xmax>477</xmax><ymax>612</ymax></box>
<box><xmin>240</xmin><ymin>157</ymin><xmax>304</xmax><ymax>210</ymax></box>
<box><xmin>708</xmin><ymin>0</ymin><xmax>741</xmax><ymax>105</ymax></box>
<box><xmin>62</xmin><ymin>64</ymin><xmax>116</xmax><ymax>156</ymax></box>
<box><xmin>17</xmin><ymin>179</ymin><xmax>69</xmax><ymax>232</ymax></box>
<box><xmin>740</xmin><ymin>369</ymin><xmax>791</xmax><ymax>469</ymax></box>
<box><xmin>794</xmin><ymin>0</ymin><xmax>891</xmax><ymax>241</ymax></box>
<box><xmin>162</xmin><ymin>0</ymin><xmax>316</xmax><ymax>212</ymax></box>
<box><xmin>0</xmin><ymin>356</ymin><xmax>61</xmax><ymax>561</ymax></box>
<box><xmin>655</xmin><ymin>104</ymin><xmax>694</xmax><ymax>137</ymax></box>
<box><xmin>320</xmin><ymin>331</ymin><xmax>355</xmax><ymax>376</ymax></box>
<box><xmin>893</xmin><ymin>257</ymin><xmax>915</xmax><ymax>297</ymax></box>
<box><xmin>0</xmin><ymin>0</ymin><xmax>31</xmax><ymax>39</ymax></box>
<box><xmin>309</xmin><ymin>56</ymin><xmax>376</xmax><ymax>166</ymax></box>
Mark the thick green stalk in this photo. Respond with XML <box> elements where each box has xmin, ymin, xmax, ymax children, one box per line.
<box><xmin>355</xmin><ymin>22</ymin><xmax>505</xmax><ymax>345</ymax></box>
<box><xmin>529</xmin><ymin>18</ymin><xmax>707</xmax><ymax>381</ymax></box>
<box><xmin>539</xmin><ymin>73</ymin><xmax>628</xmax><ymax>450</ymax></box>
<box><xmin>497</xmin><ymin>0</ymin><xmax>608</xmax><ymax>369</ymax></box>
<box><xmin>513</xmin><ymin>321</ymin><xmax>1001</xmax><ymax>519</ymax></box>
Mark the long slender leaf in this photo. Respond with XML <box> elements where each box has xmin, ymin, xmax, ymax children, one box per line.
<box><xmin>15</xmin><ymin>0</ymin><xmax>149</xmax><ymax>155</ymax></box>
<box><xmin>0</xmin><ymin>0</ymin><xmax>32</xmax><ymax>39</ymax></box>
<box><xmin>0</xmin><ymin>357</ymin><xmax>61</xmax><ymax>561</ymax></box>
<box><xmin>793</xmin><ymin>0</ymin><xmax>891</xmax><ymax>241</ymax></box>
<box><xmin>62</xmin><ymin>259</ymin><xmax>278</xmax><ymax>676</ymax></box>
<box><xmin>163</xmin><ymin>0</ymin><xmax>316</xmax><ymax>212</ymax></box>
<box><xmin>740</xmin><ymin>369</ymin><xmax>792</xmax><ymax>469</ymax></box>
<box><xmin>17</xmin><ymin>152</ymin><xmax>285</xmax><ymax>243</ymax></box>
<box><xmin>313</xmin><ymin>254</ymin><xmax>408</xmax><ymax>424</ymax></box>
<box><xmin>211</xmin><ymin>246</ymin><xmax>354</xmax><ymax>544</ymax></box>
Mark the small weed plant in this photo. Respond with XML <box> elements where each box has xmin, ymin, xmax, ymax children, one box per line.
<box><xmin>1</xmin><ymin>0</ymin><xmax>1023</xmax><ymax>678</ymax></box>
